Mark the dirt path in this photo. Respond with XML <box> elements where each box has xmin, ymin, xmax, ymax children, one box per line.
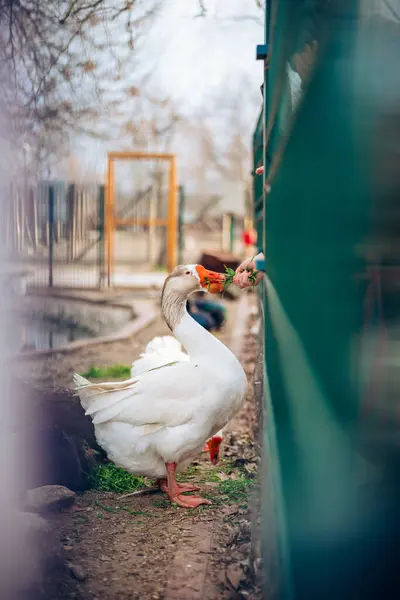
<box><xmin>34</xmin><ymin>293</ymin><xmax>261</xmax><ymax>599</ymax></box>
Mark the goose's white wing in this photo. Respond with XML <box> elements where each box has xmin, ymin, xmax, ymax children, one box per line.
<box><xmin>145</xmin><ymin>336</ymin><xmax>184</xmax><ymax>355</ymax></box>
<box><xmin>74</xmin><ymin>361</ymin><xmax>204</xmax><ymax>429</ymax></box>
<box><xmin>131</xmin><ymin>335</ymin><xmax>189</xmax><ymax>377</ymax></box>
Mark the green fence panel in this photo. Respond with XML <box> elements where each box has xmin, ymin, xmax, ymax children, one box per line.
<box><xmin>254</xmin><ymin>1</ymin><xmax>400</xmax><ymax>599</ymax></box>
<box><xmin>252</xmin><ymin>112</ymin><xmax>264</xmax><ymax>248</ymax></box>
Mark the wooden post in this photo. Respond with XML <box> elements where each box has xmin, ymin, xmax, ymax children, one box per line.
<box><xmin>167</xmin><ymin>157</ymin><xmax>177</xmax><ymax>272</ymax></box>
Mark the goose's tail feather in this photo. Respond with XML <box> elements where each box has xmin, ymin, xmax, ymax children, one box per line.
<box><xmin>73</xmin><ymin>371</ymin><xmax>139</xmax><ymax>417</ymax></box>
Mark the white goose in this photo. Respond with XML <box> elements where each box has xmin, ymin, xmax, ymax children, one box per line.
<box><xmin>131</xmin><ymin>335</ymin><xmax>224</xmax><ymax>464</ymax></box>
<box><xmin>74</xmin><ymin>265</ymin><xmax>247</xmax><ymax>508</ymax></box>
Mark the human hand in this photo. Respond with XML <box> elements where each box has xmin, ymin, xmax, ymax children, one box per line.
<box><xmin>236</xmin><ymin>252</ymin><xmax>263</xmax><ymax>274</ymax></box>
<box><xmin>233</xmin><ymin>270</ymin><xmax>264</xmax><ymax>289</ymax></box>
<box><xmin>255</xmin><ymin>165</ymin><xmax>264</xmax><ymax>175</ymax></box>
<box><xmin>233</xmin><ymin>253</ymin><xmax>264</xmax><ymax>289</ymax></box>
<box><xmin>236</xmin><ymin>256</ymin><xmax>256</xmax><ymax>274</ymax></box>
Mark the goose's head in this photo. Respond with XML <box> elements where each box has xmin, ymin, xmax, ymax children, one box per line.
<box><xmin>162</xmin><ymin>265</ymin><xmax>224</xmax><ymax>331</ymax></box>
<box><xmin>163</xmin><ymin>264</ymin><xmax>225</xmax><ymax>297</ymax></box>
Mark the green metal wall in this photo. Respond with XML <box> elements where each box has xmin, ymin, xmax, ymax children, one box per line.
<box><xmin>254</xmin><ymin>1</ymin><xmax>400</xmax><ymax>599</ymax></box>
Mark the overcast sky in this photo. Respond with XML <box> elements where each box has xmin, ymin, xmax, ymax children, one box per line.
<box><xmin>69</xmin><ymin>0</ymin><xmax>265</xmax><ymax>180</ymax></box>
<box><xmin>147</xmin><ymin>0</ymin><xmax>264</xmax><ymax>115</ymax></box>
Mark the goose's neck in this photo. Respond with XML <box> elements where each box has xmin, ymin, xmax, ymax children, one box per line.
<box><xmin>161</xmin><ymin>292</ymin><xmax>227</xmax><ymax>361</ymax></box>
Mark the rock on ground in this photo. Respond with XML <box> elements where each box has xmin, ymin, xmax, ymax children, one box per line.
<box><xmin>26</xmin><ymin>485</ymin><xmax>76</xmax><ymax>515</ymax></box>
<box><xmin>69</xmin><ymin>564</ymin><xmax>87</xmax><ymax>582</ymax></box>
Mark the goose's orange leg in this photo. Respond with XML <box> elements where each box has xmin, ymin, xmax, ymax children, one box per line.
<box><xmin>155</xmin><ymin>478</ymin><xmax>200</xmax><ymax>493</ymax></box>
<box><xmin>164</xmin><ymin>463</ymin><xmax>211</xmax><ymax>508</ymax></box>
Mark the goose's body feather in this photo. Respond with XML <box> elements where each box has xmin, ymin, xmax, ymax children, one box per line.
<box><xmin>130</xmin><ymin>336</ymin><xmax>224</xmax><ymax>448</ymax></box>
<box><xmin>75</xmin><ymin>357</ymin><xmax>244</xmax><ymax>478</ymax></box>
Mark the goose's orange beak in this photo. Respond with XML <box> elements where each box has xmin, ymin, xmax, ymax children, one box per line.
<box><xmin>196</xmin><ymin>265</ymin><xmax>225</xmax><ymax>294</ymax></box>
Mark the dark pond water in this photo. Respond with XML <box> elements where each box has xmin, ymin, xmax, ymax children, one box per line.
<box><xmin>13</xmin><ymin>318</ymin><xmax>94</xmax><ymax>353</ymax></box>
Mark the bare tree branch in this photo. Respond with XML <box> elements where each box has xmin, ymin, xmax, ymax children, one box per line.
<box><xmin>59</xmin><ymin>1</ymin><xmax>104</xmax><ymax>25</ymax></box>
<box><xmin>0</xmin><ymin>0</ymin><xmax>161</xmax><ymax>170</ymax></box>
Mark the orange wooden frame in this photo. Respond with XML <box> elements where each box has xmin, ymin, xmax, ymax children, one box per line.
<box><xmin>105</xmin><ymin>151</ymin><xmax>178</xmax><ymax>286</ymax></box>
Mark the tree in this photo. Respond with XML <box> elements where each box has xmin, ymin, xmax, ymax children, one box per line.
<box><xmin>0</xmin><ymin>0</ymin><xmax>160</xmax><ymax>175</ymax></box>
<box><xmin>180</xmin><ymin>76</ymin><xmax>258</xmax><ymax>181</ymax></box>
<box><xmin>174</xmin><ymin>76</ymin><xmax>260</xmax><ymax>220</ymax></box>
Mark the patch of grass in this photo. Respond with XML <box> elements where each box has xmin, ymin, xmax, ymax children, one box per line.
<box><xmin>177</xmin><ymin>459</ymin><xmax>253</xmax><ymax>507</ymax></box>
<box><xmin>180</xmin><ymin>464</ymin><xmax>202</xmax><ymax>479</ymax></box>
<box><xmin>88</xmin><ymin>463</ymin><xmax>147</xmax><ymax>494</ymax></box>
<box><xmin>201</xmin><ymin>476</ymin><xmax>253</xmax><ymax>506</ymax></box>
<box><xmin>204</xmin><ymin>470</ymin><xmax>224</xmax><ymax>483</ymax></box>
<box><xmin>81</xmin><ymin>364</ymin><xmax>131</xmax><ymax>379</ymax></box>
<box><xmin>217</xmin><ymin>477</ymin><xmax>253</xmax><ymax>504</ymax></box>
<box><xmin>179</xmin><ymin>459</ymin><xmax>244</xmax><ymax>485</ymax></box>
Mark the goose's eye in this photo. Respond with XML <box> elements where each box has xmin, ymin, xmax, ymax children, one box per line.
<box><xmin>185</xmin><ymin>270</ymin><xmax>191</xmax><ymax>275</ymax></box>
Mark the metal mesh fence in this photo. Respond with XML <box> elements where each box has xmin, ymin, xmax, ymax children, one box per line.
<box><xmin>2</xmin><ymin>180</ymin><xmax>105</xmax><ymax>288</ymax></box>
